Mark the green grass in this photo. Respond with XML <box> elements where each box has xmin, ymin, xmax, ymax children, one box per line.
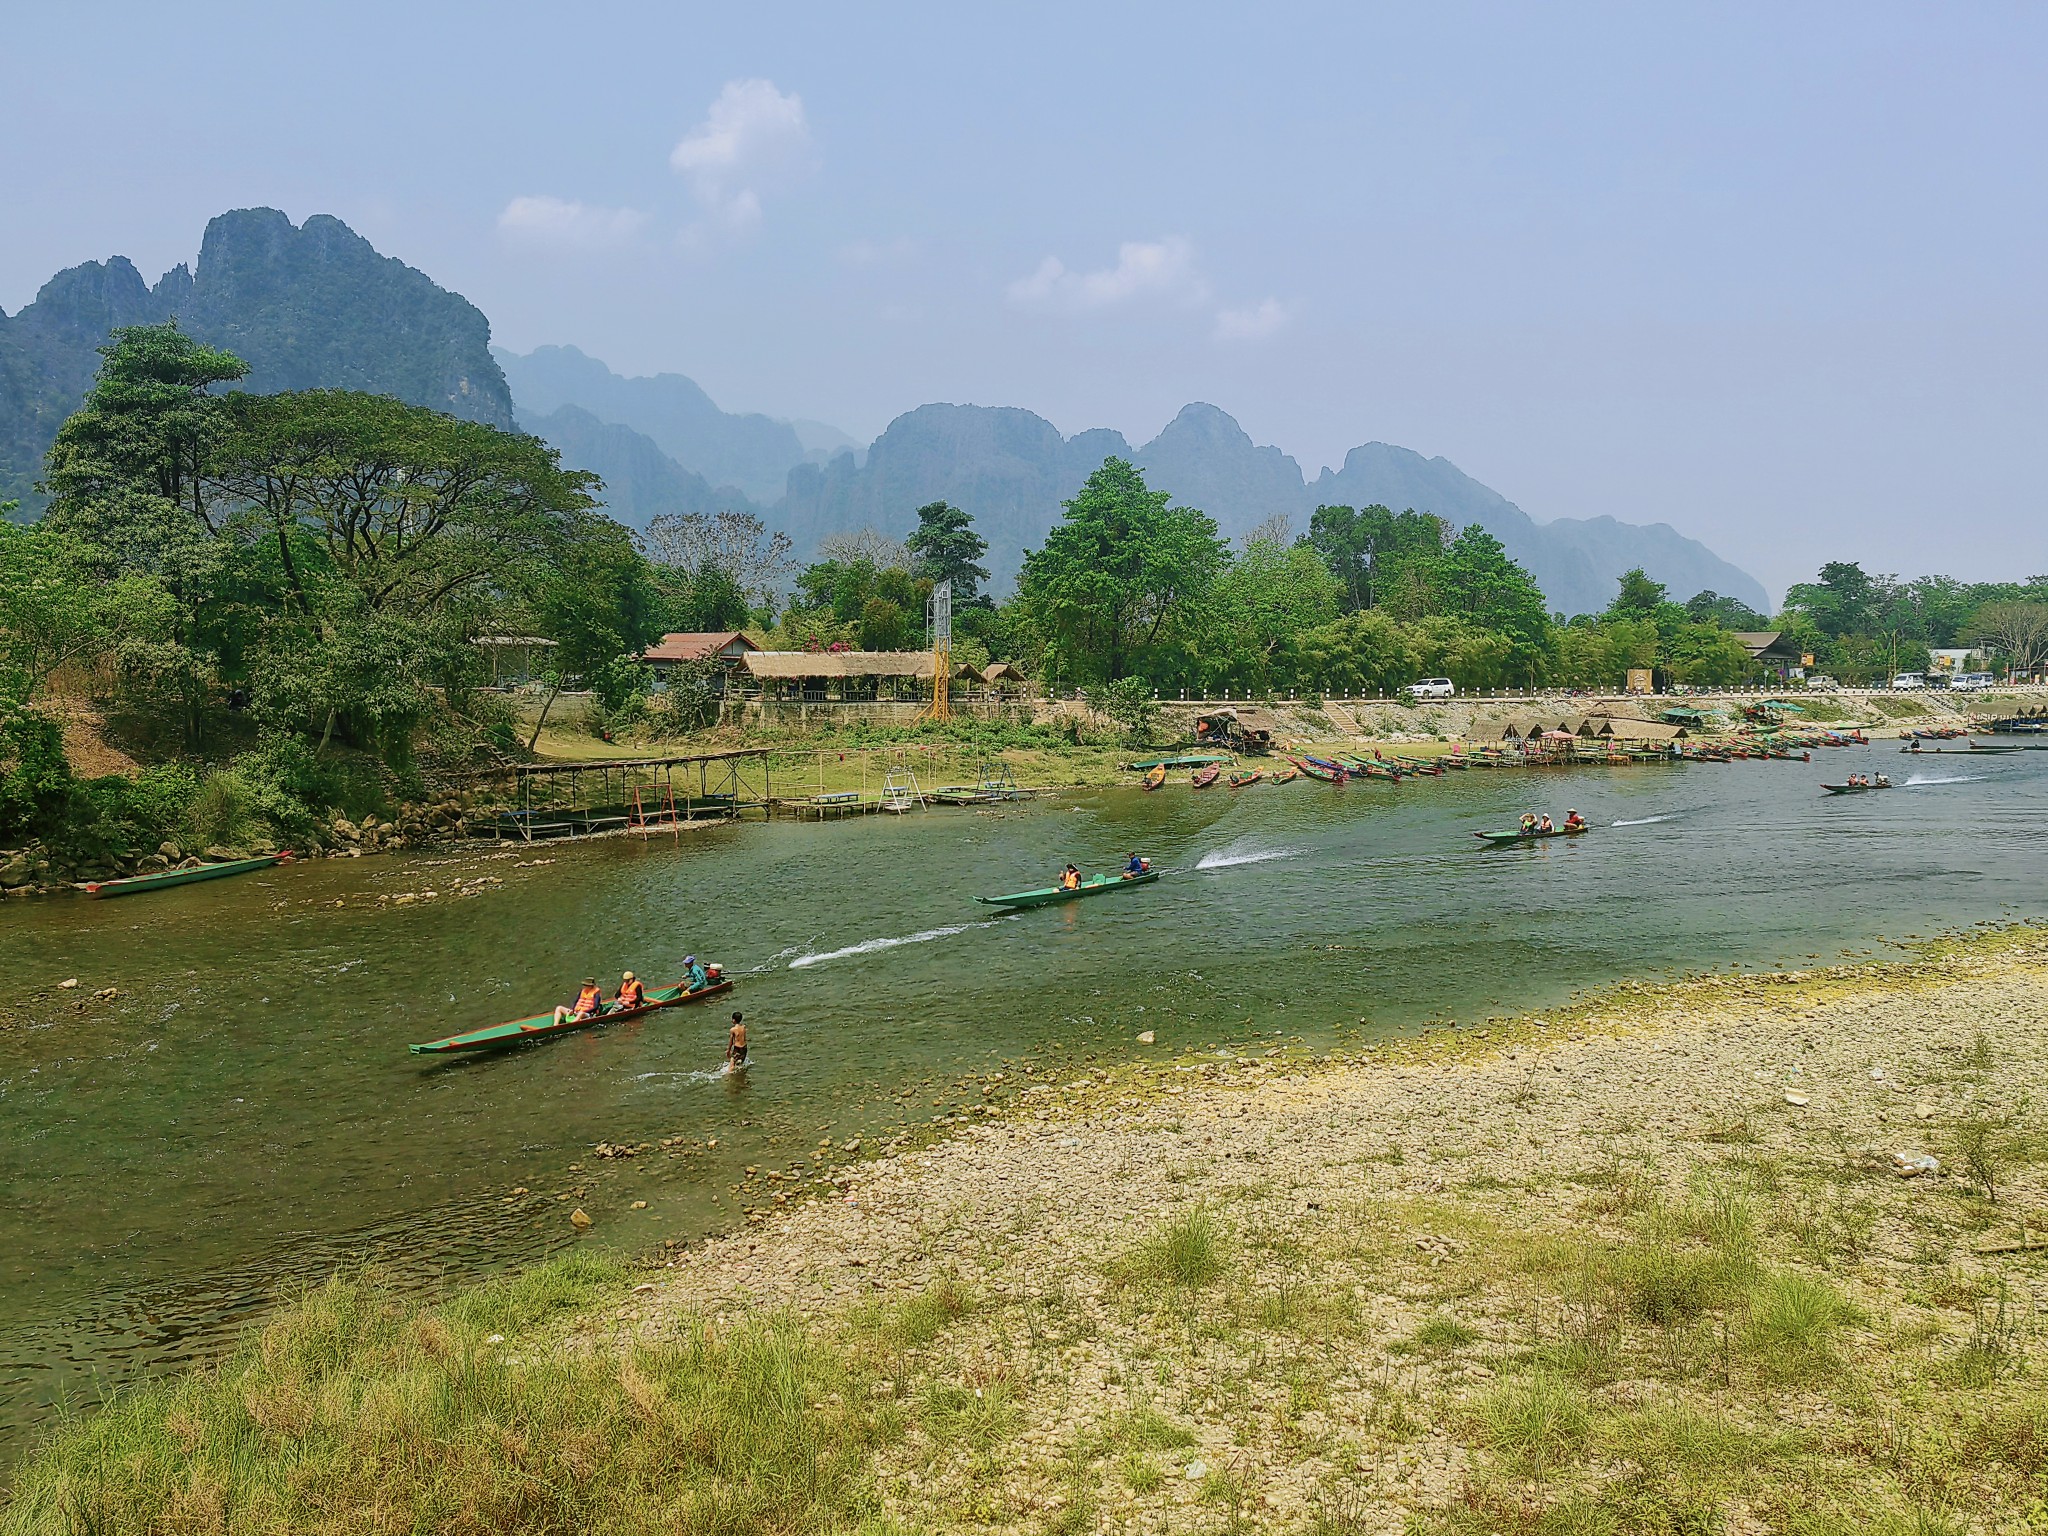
<box><xmin>1110</xmin><ymin>1209</ymin><xmax>1228</xmax><ymax>1291</ymax></box>
<box><xmin>1473</xmin><ymin>1374</ymin><xmax>1593</xmax><ymax>1479</ymax></box>
<box><xmin>3</xmin><ymin>1263</ymin><xmax>896</xmax><ymax>1536</ymax></box>
<box><xmin>1745</xmin><ymin>1272</ymin><xmax>1855</xmax><ymax>1383</ymax></box>
<box><xmin>1415</xmin><ymin>1315</ymin><xmax>1481</xmax><ymax>1352</ymax></box>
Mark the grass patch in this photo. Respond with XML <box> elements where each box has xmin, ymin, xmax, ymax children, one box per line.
<box><xmin>3</xmin><ymin>1266</ymin><xmax>893</xmax><ymax>1536</ymax></box>
<box><xmin>1109</xmin><ymin>1208</ymin><xmax>1227</xmax><ymax>1291</ymax></box>
<box><xmin>1745</xmin><ymin>1271</ymin><xmax>1855</xmax><ymax>1383</ymax></box>
<box><xmin>1472</xmin><ymin>1373</ymin><xmax>1592</xmax><ymax>1479</ymax></box>
<box><xmin>1414</xmin><ymin>1315</ymin><xmax>1481</xmax><ymax>1352</ymax></box>
<box><xmin>852</xmin><ymin>1276</ymin><xmax>979</xmax><ymax>1352</ymax></box>
<box><xmin>919</xmin><ymin>1380</ymin><xmax>1018</xmax><ymax>1451</ymax></box>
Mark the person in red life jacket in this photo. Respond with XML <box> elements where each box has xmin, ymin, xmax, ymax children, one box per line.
<box><xmin>616</xmin><ymin>971</ymin><xmax>646</xmax><ymax>1011</ymax></box>
<box><xmin>549</xmin><ymin>978</ymin><xmax>604</xmax><ymax>1027</ymax></box>
<box><xmin>1563</xmin><ymin>809</ymin><xmax>1587</xmax><ymax>832</ymax></box>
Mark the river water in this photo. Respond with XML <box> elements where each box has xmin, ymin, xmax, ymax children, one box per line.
<box><xmin>4</xmin><ymin>744</ymin><xmax>2047</xmax><ymax>1459</ymax></box>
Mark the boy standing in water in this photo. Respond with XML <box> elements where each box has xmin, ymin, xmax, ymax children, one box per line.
<box><xmin>726</xmin><ymin>1012</ymin><xmax>748</xmax><ymax>1069</ymax></box>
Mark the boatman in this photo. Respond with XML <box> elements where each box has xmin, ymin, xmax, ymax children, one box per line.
<box><xmin>1563</xmin><ymin>809</ymin><xmax>1587</xmax><ymax>832</ymax></box>
<box><xmin>726</xmin><ymin>1012</ymin><xmax>748</xmax><ymax>1069</ymax></box>
<box><xmin>683</xmin><ymin>955</ymin><xmax>710</xmax><ymax>992</ymax></box>
<box><xmin>1122</xmin><ymin>852</ymin><xmax>1149</xmax><ymax>879</ymax></box>
<box><xmin>550</xmin><ymin>978</ymin><xmax>604</xmax><ymax>1027</ymax></box>
<box><xmin>616</xmin><ymin>971</ymin><xmax>646</xmax><ymax>1011</ymax></box>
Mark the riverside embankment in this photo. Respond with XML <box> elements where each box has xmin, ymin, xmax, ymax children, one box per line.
<box><xmin>12</xmin><ymin>928</ymin><xmax>2048</xmax><ymax>1532</ymax></box>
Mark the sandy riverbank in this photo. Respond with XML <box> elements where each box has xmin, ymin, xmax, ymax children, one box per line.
<box><xmin>13</xmin><ymin>927</ymin><xmax>2048</xmax><ymax>1533</ymax></box>
<box><xmin>609</xmin><ymin>924</ymin><xmax>2048</xmax><ymax>1532</ymax></box>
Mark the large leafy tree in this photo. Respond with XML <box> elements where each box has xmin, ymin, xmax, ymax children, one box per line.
<box><xmin>1306</xmin><ymin>503</ymin><xmax>1447</xmax><ymax>614</ymax></box>
<box><xmin>1293</xmin><ymin>610</ymin><xmax>1420</xmax><ymax>695</ymax></box>
<box><xmin>1785</xmin><ymin>561</ymin><xmax>1877</xmax><ymax>639</ymax></box>
<box><xmin>1019</xmin><ymin>458</ymin><xmax>1227</xmax><ymax>686</ymax></box>
<box><xmin>1970</xmin><ymin>600</ymin><xmax>2048</xmax><ymax>676</ymax></box>
<box><xmin>1429</xmin><ymin>527</ymin><xmax>1552</xmax><ymax>682</ymax></box>
<box><xmin>1180</xmin><ymin>536</ymin><xmax>1340</xmax><ymax>694</ymax></box>
<box><xmin>1684</xmin><ymin>590</ymin><xmax>1768</xmax><ymax>630</ymax></box>
<box><xmin>1604</xmin><ymin>568</ymin><xmax>1669</xmax><ymax>622</ymax></box>
<box><xmin>905</xmin><ymin>501</ymin><xmax>992</xmax><ymax>605</ymax></box>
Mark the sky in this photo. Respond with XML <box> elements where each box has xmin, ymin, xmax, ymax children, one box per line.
<box><xmin>6</xmin><ymin>1</ymin><xmax>2045</xmax><ymax>601</ymax></box>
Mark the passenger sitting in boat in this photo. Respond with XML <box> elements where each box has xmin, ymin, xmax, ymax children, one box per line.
<box><xmin>1537</xmin><ymin>814</ymin><xmax>1555</xmax><ymax>834</ymax></box>
<box><xmin>1061</xmin><ymin>865</ymin><xmax>1083</xmax><ymax>890</ymax></box>
<box><xmin>683</xmin><ymin>955</ymin><xmax>710</xmax><ymax>991</ymax></box>
<box><xmin>616</xmin><ymin>971</ymin><xmax>646</xmax><ymax>1011</ymax></box>
<box><xmin>1123</xmin><ymin>852</ymin><xmax>1149</xmax><ymax>878</ymax></box>
<box><xmin>551</xmin><ymin>978</ymin><xmax>604</xmax><ymax>1027</ymax></box>
<box><xmin>1563</xmin><ymin>810</ymin><xmax>1586</xmax><ymax>831</ymax></box>
<box><xmin>1520</xmin><ymin>813</ymin><xmax>1539</xmax><ymax>834</ymax></box>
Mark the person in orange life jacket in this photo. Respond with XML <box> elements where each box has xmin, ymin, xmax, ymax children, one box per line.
<box><xmin>1060</xmin><ymin>865</ymin><xmax>1082</xmax><ymax>891</ymax></box>
<box><xmin>551</xmin><ymin>978</ymin><xmax>603</xmax><ymax>1027</ymax></box>
<box><xmin>616</xmin><ymin>972</ymin><xmax>646</xmax><ymax>1010</ymax></box>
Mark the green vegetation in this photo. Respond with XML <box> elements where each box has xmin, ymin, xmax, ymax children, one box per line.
<box><xmin>1</xmin><ymin>1259</ymin><xmax>899</xmax><ymax>1536</ymax></box>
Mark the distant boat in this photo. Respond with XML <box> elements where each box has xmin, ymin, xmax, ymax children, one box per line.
<box><xmin>1821</xmin><ymin>782</ymin><xmax>1893</xmax><ymax>794</ymax></box>
<box><xmin>1227</xmin><ymin>770</ymin><xmax>1262</xmax><ymax>788</ymax></box>
<box><xmin>86</xmin><ymin>852</ymin><xmax>293</xmax><ymax>899</ymax></box>
<box><xmin>1192</xmin><ymin>765</ymin><xmax>1223</xmax><ymax>788</ymax></box>
<box><xmin>976</xmin><ymin>871</ymin><xmax>1162</xmax><ymax>910</ymax></box>
<box><xmin>1473</xmin><ymin>825</ymin><xmax>1589</xmax><ymax>846</ymax></box>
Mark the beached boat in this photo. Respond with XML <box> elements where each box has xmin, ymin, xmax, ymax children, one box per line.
<box><xmin>409</xmin><ymin>973</ymin><xmax>733</xmax><ymax>1055</ymax></box>
<box><xmin>976</xmin><ymin>871</ymin><xmax>1162</xmax><ymax>910</ymax></box>
<box><xmin>1473</xmin><ymin>825</ymin><xmax>1589</xmax><ymax>846</ymax></box>
<box><xmin>1191</xmin><ymin>765</ymin><xmax>1223</xmax><ymax>788</ymax></box>
<box><xmin>1141</xmin><ymin>765</ymin><xmax>1168</xmax><ymax>791</ymax></box>
<box><xmin>1271</xmin><ymin>768</ymin><xmax>1298</xmax><ymax>784</ymax></box>
<box><xmin>1291</xmin><ymin>755</ymin><xmax>1348</xmax><ymax>783</ymax></box>
<box><xmin>1227</xmin><ymin>770</ymin><xmax>1262</xmax><ymax>788</ymax></box>
<box><xmin>85</xmin><ymin>852</ymin><xmax>293</xmax><ymax>899</ymax></box>
<box><xmin>1821</xmin><ymin>782</ymin><xmax>1893</xmax><ymax>794</ymax></box>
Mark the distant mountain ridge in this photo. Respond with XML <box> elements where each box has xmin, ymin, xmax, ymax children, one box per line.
<box><xmin>494</xmin><ymin>345</ymin><xmax>818</xmax><ymax>505</ymax></box>
<box><xmin>0</xmin><ymin>208</ymin><xmax>1769</xmax><ymax>616</ymax></box>
<box><xmin>0</xmin><ymin>208</ymin><xmax>511</xmax><ymax>511</ymax></box>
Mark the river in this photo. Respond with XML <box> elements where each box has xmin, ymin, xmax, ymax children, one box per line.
<box><xmin>4</xmin><ymin>743</ymin><xmax>2046</xmax><ymax>1461</ymax></box>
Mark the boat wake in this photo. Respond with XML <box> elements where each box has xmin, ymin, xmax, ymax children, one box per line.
<box><xmin>634</xmin><ymin>1068</ymin><xmax>728</xmax><ymax>1085</ymax></box>
<box><xmin>1905</xmin><ymin>773</ymin><xmax>1984</xmax><ymax>786</ymax></box>
<box><xmin>1195</xmin><ymin>843</ymin><xmax>1303</xmax><ymax>871</ymax></box>
<box><xmin>789</xmin><ymin>917</ymin><xmax>1008</xmax><ymax>969</ymax></box>
<box><xmin>1612</xmin><ymin>813</ymin><xmax>1680</xmax><ymax>826</ymax></box>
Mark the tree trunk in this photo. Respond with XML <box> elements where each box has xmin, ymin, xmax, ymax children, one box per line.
<box><xmin>526</xmin><ymin>679</ymin><xmax>563</xmax><ymax>751</ymax></box>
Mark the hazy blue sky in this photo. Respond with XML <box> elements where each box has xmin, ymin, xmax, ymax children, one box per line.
<box><xmin>8</xmin><ymin>1</ymin><xmax>2044</xmax><ymax>598</ymax></box>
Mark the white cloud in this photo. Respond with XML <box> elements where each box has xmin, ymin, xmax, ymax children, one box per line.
<box><xmin>1006</xmin><ymin>237</ymin><xmax>1210</xmax><ymax>310</ymax></box>
<box><xmin>497</xmin><ymin>195</ymin><xmax>646</xmax><ymax>249</ymax></box>
<box><xmin>671</xmin><ymin>78</ymin><xmax>810</xmax><ymax>234</ymax></box>
<box><xmin>1213</xmin><ymin>297</ymin><xmax>1290</xmax><ymax>341</ymax></box>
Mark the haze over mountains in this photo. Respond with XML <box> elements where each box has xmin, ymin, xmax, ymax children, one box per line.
<box><xmin>0</xmin><ymin>209</ymin><xmax>1769</xmax><ymax>615</ymax></box>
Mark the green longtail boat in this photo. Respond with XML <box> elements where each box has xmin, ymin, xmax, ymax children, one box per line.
<box><xmin>409</xmin><ymin>974</ymin><xmax>734</xmax><ymax>1055</ymax></box>
<box><xmin>976</xmin><ymin>870</ymin><xmax>1161</xmax><ymax>910</ymax></box>
<box><xmin>85</xmin><ymin>852</ymin><xmax>294</xmax><ymax>899</ymax></box>
<box><xmin>1473</xmin><ymin>826</ymin><xmax>1590</xmax><ymax>846</ymax></box>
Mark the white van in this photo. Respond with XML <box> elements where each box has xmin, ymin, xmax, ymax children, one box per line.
<box><xmin>1890</xmin><ymin>673</ymin><xmax>1926</xmax><ymax>690</ymax></box>
<box><xmin>1406</xmin><ymin>678</ymin><xmax>1455</xmax><ymax>700</ymax></box>
<box><xmin>1951</xmin><ymin>672</ymin><xmax>1996</xmax><ymax>692</ymax></box>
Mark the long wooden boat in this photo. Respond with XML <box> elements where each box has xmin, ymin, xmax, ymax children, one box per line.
<box><xmin>1271</xmin><ymin>768</ymin><xmax>1298</xmax><ymax>784</ymax></box>
<box><xmin>1141</xmin><ymin>765</ymin><xmax>1168</xmax><ymax>791</ymax></box>
<box><xmin>1191</xmin><ymin>765</ymin><xmax>1223</xmax><ymax>788</ymax></box>
<box><xmin>976</xmin><ymin>870</ymin><xmax>1162</xmax><ymax>910</ymax></box>
<box><xmin>1227</xmin><ymin>770</ymin><xmax>1262</xmax><ymax>788</ymax></box>
<box><xmin>1291</xmin><ymin>755</ymin><xmax>1348</xmax><ymax>783</ymax></box>
<box><xmin>1821</xmin><ymin>782</ymin><xmax>1893</xmax><ymax>794</ymax></box>
<box><xmin>85</xmin><ymin>852</ymin><xmax>293</xmax><ymax>899</ymax></box>
<box><xmin>410</xmin><ymin>974</ymin><xmax>734</xmax><ymax>1055</ymax></box>
<box><xmin>1473</xmin><ymin>825</ymin><xmax>1589</xmax><ymax>846</ymax></box>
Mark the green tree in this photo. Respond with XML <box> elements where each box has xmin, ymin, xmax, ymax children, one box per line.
<box><xmin>1018</xmin><ymin>458</ymin><xmax>1227</xmax><ymax>686</ymax></box>
<box><xmin>1306</xmin><ymin>503</ymin><xmax>1447</xmax><ymax>613</ymax></box>
<box><xmin>0</xmin><ymin>522</ymin><xmax>166</xmax><ymax>697</ymax></box>
<box><xmin>1180</xmin><ymin>537</ymin><xmax>1340</xmax><ymax>694</ymax></box>
<box><xmin>1969</xmin><ymin>600</ymin><xmax>2048</xmax><ymax>676</ymax></box>
<box><xmin>905</xmin><ymin>501</ymin><xmax>992</xmax><ymax>605</ymax></box>
<box><xmin>1292</xmin><ymin>610</ymin><xmax>1420</xmax><ymax>695</ymax></box>
<box><xmin>1605</xmin><ymin>568</ymin><xmax>1669</xmax><ymax>622</ymax></box>
<box><xmin>1684</xmin><ymin>590</ymin><xmax>1768</xmax><ymax>630</ymax></box>
<box><xmin>1785</xmin><ymin>561</ymin><xmax>1876</xmax><ymax>639</ymax></box>
<box><xmin>1429</xmin><ymin>527</ymin><xmax>1552</xmax><ymax>682</ymax></box>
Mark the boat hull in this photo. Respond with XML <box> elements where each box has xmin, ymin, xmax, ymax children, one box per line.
<box><xmin>409</xmin><ymin>977</ymin><xmax>734</xmax><ymax>1054</ymax></box>
<box><xmin>85</xmin><ymin>853</ymin><xmax>292</xmax><ymax>898</ymax></box>
<box><xmin>976</xmin><ymin>871</ymin><xmax>1162</xmax><ymax>910</ymax></box>
<box><xmin>1474</xmin><ymin>827</ymin><xmax>1589</xmax><ymax>845</ymax></box>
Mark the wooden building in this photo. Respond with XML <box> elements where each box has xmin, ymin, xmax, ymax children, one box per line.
<box><xmin>740</xmin><ymin>650</ymin><xmax>936</xmax><ymax>702</ymax></box>
<box><xmin>642</xmin><ymin>631</ymin><xmax>760</xmax><ymax>691</ymax></box>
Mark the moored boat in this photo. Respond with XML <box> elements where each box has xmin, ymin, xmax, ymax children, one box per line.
<box><xmin>1227</xmin><ymin>769</ymin><xmax>1262</xmax><ymax>788</ymax></box>
<box><xmin>1141</xmin><ymin>765</ymin><xmax>1168</xmax><ymax>790</ymax></box>
<box><xmin>1291</xmin><ymin>755</ymin><xmax>1348</xmax><ymax>783</ymax></box>
<box><xmin>85</xmin><ymin>851</ymin><xmax>294</xmax><ymax>899</ymax></box>
<box><xmin>1192</xmin><ymin>765</ymin><xmax>1223</xmax><ymax>788</ymax></box>
<box><xmin>1271</xmin><ymin>768</ymin><xmax>1298</xmax><ymax>784</ymax></box>
<box><xmin>409</xmin><ymin>972</ymin><xmax>733</xmax><ymax>1055</ymax></box>
<box><xmin>976</xmin><ymin>870</ymin><xmax>1162</xmax><ymax>910</ymax></box>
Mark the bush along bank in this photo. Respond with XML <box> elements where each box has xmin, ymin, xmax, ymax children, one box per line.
<box><xmin>0</xmin><ymin>701</ymin><xmax>490</xmax><ymax>898</ymax></box>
